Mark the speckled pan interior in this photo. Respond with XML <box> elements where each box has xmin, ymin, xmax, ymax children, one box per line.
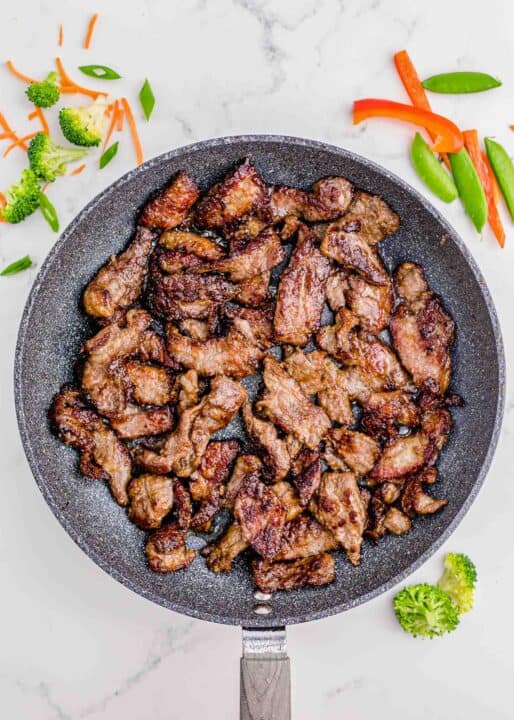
<box><xmin>14</xmin><ymin>135</ymin><xmax>505</xmax><ymax>627</ymax></box>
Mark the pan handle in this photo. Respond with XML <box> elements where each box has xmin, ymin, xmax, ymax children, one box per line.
<box><xmin>240</xmin><ymin>627</ymin><xmax>291</xmax><ymax>720</ymax></box>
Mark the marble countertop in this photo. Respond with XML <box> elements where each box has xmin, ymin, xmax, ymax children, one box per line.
<box><xmin>1</xmin><ymin>0</ymin><xmax>513</xmax><ymax>718</ymax></box>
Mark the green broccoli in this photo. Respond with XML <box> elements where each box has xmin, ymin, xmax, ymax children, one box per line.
<box><xmin>438</xmin><ymin>553</ymin><xmax>477</xmax><ymax>614</ymax></box>
<box><xmin>0</xmin><ymin>169</ymin><xmax>41</xmax><ymax>224</ymax></box>
<box><xmin>59</xmin><ymin>99</ymin><xmax>106</xmax><ymax>147</ymax></box>
<box><xmin>25</xmin><ymin>71</ymin><xmax>60</xmax><ymax>108</ymax></box>
<box><xmin>28</xmin><ymin>133</ymin><xmax>88</xmax><ymax>182</ymax></box>
<box><xmin>394</xmin><ymin>584</ymin><xmax>459</xmax><ymax>638</ymax></box>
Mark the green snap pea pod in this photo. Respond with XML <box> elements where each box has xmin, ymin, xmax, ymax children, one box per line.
<box><xmin>485</xmin><ymin>137</ymin><xmax>514</xmax><ymax>221</ymax></box>
<box><xmin>422</xmin><ymin>72</ymin><xmax>501</xmax><ymax>94</ymax></box>
<box><xmin>410</xmin><ymin>133</ymin><xmax>458</xmax><ymax>203</ymax></box>
<box><xmin>39</xmin><ymin>193</ymin><xmax>59</xmax><ymax>233</ymax></box>
<box><xmin>449</xmin><ymin>148</ymin><xmax>488</xmax><ymax>232</ymax></box>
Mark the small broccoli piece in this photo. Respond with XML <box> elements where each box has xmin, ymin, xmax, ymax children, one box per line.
<box><xmin>59</xmin><ymin>99</ymin><xmax>106</xmax><ymax>147</ymax></box>
<box><xmin>28</xmin><ymin>133</ymin><xmax>88</xmax><ymax>182</ymax></box>
<box><xmin>438</xmin><ymin>552</ymin><xmax>477</xmax><ymax>614</ymax></box>
<box><xmin>0</xmin><ymin>169</ymin><xmax>41</xmax><ymax>224</ymax></box>
<box><xmin>25</xmin><ymin>71</ymin><xmax>60</xmax><ymax>108</ymax></box>
<box><xmin>394</xmin><ymin>583</ymin><xmax>459</xmax><ymax>638</ymax></box>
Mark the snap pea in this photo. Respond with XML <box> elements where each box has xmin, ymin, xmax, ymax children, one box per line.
<box><xmin>422</xmin><ymin>72</ymin><xmax>501</xmax><ymax>94</ymax></box>
<box><xmin>0</xmin><ymin>255</ymin><xmax>32</xmax><ymax>276</ymax></box>
<box><xmin>449</xmin><ymin>148</ymin><xmax>488</xmax><ymax>232</ymax></box>
<box><xmin>39</xmin><ymin>193</ymin><xmax>59</xmax><ymax>233</ymax></box>
<box><xmin>485</xmin><ymin>137</ymin><xmax>514</xmax><ymax>222</ymax></box>
<box><xmin>410</xmin><ymin>133</ymin><xmax>458</xmax><ymax>203</ymax></box>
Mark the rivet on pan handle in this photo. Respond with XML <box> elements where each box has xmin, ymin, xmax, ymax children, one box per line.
<box><xmin>240</xmin><ymin>627</ymin><xmax>291</xmax><ymax>720</ymax></box>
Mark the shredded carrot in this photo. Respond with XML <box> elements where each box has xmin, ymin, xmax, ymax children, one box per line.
<box><xmin>482</xmin><ymin>151</ymin><xmax>501</xmax><ymax>206</ymax></box>
<box><xmin>116</xmin><ymin>105</ymin><xmax>124</xmax><ymax>132</ymax></box>
<box><xmin>34</xmin><ymin>107</ymin><xmax>49</xmax><ymax>134</ymax></box>
<box><xmin>27</xmin><ymin>109</ymin><xmax>38</xmax><ymax>121</ymax></box>
<box><xmin>0</xmin><ymin>192</ymin><xmax>5</xmax><ymax>222</ymax></box>
<box><xmin>511</xmin><ymin>125</ymin><xmax>514</xmax><ymax>131</ymax></box>
<box><xmin>70</xmin><ymin>163</ymin><xmax>86</xmax><ymax>176</ymax></box>
<box><xmin>84</xmin><ymin>13</ymin><xmax>99</xmax><ymax>50</ymax></box>
<box><xmin>5</xmin><ymin>60</ymin><xmax>36</xmax><ymax>84</ymax></box>
<box><xmin>3</xmin><ymin>132</ymin><xmax>37</xmax><ymax>158</ymax></box>
<box><xmin>0</xmin><ymin>132</ymin><xmax>16</xmax><ymax>141</ymax></box>
<box><xmin>58</xmin><ymin>24</ymin><xmax>64</xmax><ymax>47</ymax></box>
<box><xmin>121</xmin><ymin>97</ymin><xmax>143</xmax><ymax>166</ymax></box>
<box><xmin>103</xmin><ymin>99</ymin><xmax>119</xmax><ymax>149</ymax></box>
<box><xmin>55</xmin><ymin>57</ymin><xmax>107</xmax><ymax>100</ymax></box>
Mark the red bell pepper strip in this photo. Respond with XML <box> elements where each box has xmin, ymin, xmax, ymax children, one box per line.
<box><xmin>464</xmin><ymin>129</ymin><xmax>505</xmax><ymax>247</ymax></box>
<box><xmin>394</xmin><ymin>50</ymin><xmax>450</xmax><ymax>168</ymax></box>
<box><xmin>353</xmin><ymin>99</ymin><xmax>463</xmax><ymax>154</ymax></box>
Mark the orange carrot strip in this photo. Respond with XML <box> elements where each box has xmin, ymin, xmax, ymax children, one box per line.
<box><xmin>27</xmin><ymin>109</ymin><xmax>38</xmax><ymax>121</ymax></box>
<box><xmin>70</xmin><ymin>163</ymin><xmax>86</xmax><ymax>176</ymax></box>
<box><xmin>5</xmin><ymin>60</ymin><xmax>36</xmax><ymax>84</ymax></box>
<box><xmin>58</xmin><ymin>24</ymin><xmax>64</xmax><ymax>47</ymax></box>
<box><xmin>34</xmin><ymin>107</ymin><xmax>49</xmax><ymax>134</ymax></box>
<box><xmin>3</xmin><ymin>132</ymin><xmax>37</xmax><ymax>157</ymax></box>
<box><xmin>0</xmin><ymin>132</ymin><xmax>16</xmax><ymax>140</ymax></box>
<box><xmin>483</xmin><ymin>151</ymin><xmax>501</xmax><ymax>206</ymax></box>
<box><xmin>393</xmin><ymin>50</ymin><xmax>451</xmax><ymax>170</ymax></box>
<box><xmin>103</xmin><ymin>99</ymin><xmax>119</xmax><ymax>149</ymax></box>
<box><xmin>0</xmin><ymin>112</ymin><xmax>16</xmax><ymax>134</ymax></box>
<box><xmin>121</xmin><ymin>97</ymin><xmax>143</xmax><ymax>166</ymax></box>
<box><xmin>464</xmin><ymin>129</ymin><xmax>505</xmax><ymax>248</ymax></box>
<box><xmin>84</xmin><ymin>13</ymin><xmax>99</xmax><ymax>50</ymax></box>
<box><xmin>116</xmin><ymin>105</ymin><xmax>124</xmax><ymax>131</ymax></box>
<box><xmin>0</xmin><ymin>192</ymin><xmax>5</xmax><ymax>222</ymax></box>
<box><xmin>55</xmin><ymin>57</ymin><xmax>107</xmax><ymax>99</ymax></box>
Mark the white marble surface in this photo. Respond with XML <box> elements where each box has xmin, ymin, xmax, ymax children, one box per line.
<box><xmin>1</xmin><ymin>0</ymin><xmax>513</xmax><ymax>717</ymax></box>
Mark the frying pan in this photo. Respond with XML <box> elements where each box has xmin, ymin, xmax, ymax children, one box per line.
<box><xmin>14</xmin><ymin>135</ymin><xmax>505</xmax><ymax>719</ymax></box>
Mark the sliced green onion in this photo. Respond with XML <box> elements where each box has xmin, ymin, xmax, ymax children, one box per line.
<box><xmin>100</xmin><ymin>141</ymin><xmax>119</xmax><ymax>169</ymax></box>
<box><xmin>39</xmin><ymin>193</ymin><xmax>59</xmax><ymax>233</ymax></box>
<box><xmin>0</xmin><ymin>255</ymin><xmax>32</xmax><ymax>276</ymax></box>
<box><xmin>422</xmin><ymin>72</ymin><xmax>501</xmax><ymax>94</ymax></box>
<box><xmin>78</xmin><ymin>64</ymin><xmax>122</xmax><ymax>80</ymax></box>
<box><xmin>139</xmin><ymin>79</ymin><xmax>155</xmax><ymax>121</ymax></box>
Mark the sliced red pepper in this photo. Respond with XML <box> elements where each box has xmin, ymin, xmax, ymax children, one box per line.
<box><xmin>353</xmin><ymin>99</ymin><xmax>463</xmax><ymax>154</ymax></box>
<box><xmin>464</xmin><ymin>129</ymin><xmax>505</xmax><ymax>248</ymax></box>
<box><xmin>394</xmin><ymin>50</ymin><xmax>450</xmax><ymax>169</ymax></box>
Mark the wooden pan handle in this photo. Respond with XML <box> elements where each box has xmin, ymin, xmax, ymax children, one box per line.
<box><xmin>240</xmin><ymin>627</ymin><xmax>291</xmax><ymax>720</ymax></box>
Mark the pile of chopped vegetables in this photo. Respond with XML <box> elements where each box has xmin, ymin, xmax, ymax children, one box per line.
<box><xmin>394</xmin><ymin>552</ymin><xmax>477</xmax><ymax>638</ymax></box>
<box><xmin>0</xmin><ymin>12</ymin><xmax>156</xmax><ymax>275</ymax></box>
<box><xmin>354</xmin><ymin>50</ymin><xmax>513</xmax><ymax>248</ymax></box>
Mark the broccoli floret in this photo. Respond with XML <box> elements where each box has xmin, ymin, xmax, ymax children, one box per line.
<box><xmin>438</xmin><ymin>553</ymin><xmax>477</xmax><ymax>614</ymax></box>
<box><xmin>0</xmin><ymin>169</ymin><xmax>41</xmax><ymax>224</ymax></box>
<box><xmin>28</xmin><ymin>133</ymin><xmax>88</xmax><ymax>182</ymax></box>
<box><xmin>59</xmin><ymin>99</ymin><xmax>106</xmax><ymax>147</ymax></box>
<box><xmin>394</xmin><ymin>583</ymin><xmax>459</xmax><ymax>638</ymax></box>
<box><xmin>25</xmin><ymin>71</ymin><xmax>60</xmax><ymax>108</ymax></box>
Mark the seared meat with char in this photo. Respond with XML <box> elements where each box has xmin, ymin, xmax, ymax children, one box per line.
<box><xmin>195</xmin><ymin>158</ymin><xmax>267</xmax><ymax>229</ymax></box>
<box><xmin>321</xmin><ymin>218</ymin><xmax>389</xmax><ymax>286</ymax></box>
<box><xmin>145</xmin><ymin>523</ymin><xmax>195</xmax><ymax>572</ymax></box>
<box><xmin>127</xmin><ymin>474</ymin><xmax>175</xmax><ymax>529</ymax></box>
<box><xmin>274</xmin><ymin>225</ymin><xmax>331</xmax><ymax>346</ymax></box>
<box><xmin>51</xmin><ymin>161</ymin><xmax>460</xmax><ymax>592</ymax></box>
<box><xmin>83</xmin><ymin>226</ymin><xmax>154</xmax><ymax>322</ymax></box>
<box><xmin>275</xmin><ymin>515</ymin><xmax>337</xmax><ymax>560</ymax></box>
<box><xmin>391</xmin><ymin>262</ymin><xmax>454</xmax><ymax>395</ymax></box>
<box><xmin>189</xmin><ymin>440</ymin><xmax>239</xmax><ymax>532</ymax></box>
<box><xmin>199</xmin><ymin>228</ymin><xmax>284</xmax><ymax>282</ymax></box>
<box><xmin>50</xmin><ymin>387</ymin><xmax>132</xmax><ymax>506</ymax></box>
<box><xmin>242</xmin><ymin>401</ymin><xmax>291</xmax><ymax>481</ymax></box>
<box><xmin>140</xmin><ymin>171</ymin><xmax>200</xmax><ymax>230</ymax></box>
<box><xmin>310</xmin><ymin>472</ymin><xmax>367</xmax><ymax>565</ymax></box>
<box><xmin>256</xmin><ymin>357</ymin><xmax>331</xmax><ymax>449</ymax></box>
<box><xmin>252</xmin><ymin>553</ymin><xmax>335</xmax><ymax>592</ymax></box>
<box><xmin>138</xmin><ymin>376</ymin><xmax>246</xmax><ymax>475</ymax></box>
<box><xmin>234</xmin><ymin>475</ymin><xmax>287</xmax><ymax>560</ymax></box>
<box><xmin>342</xmin><ymin>191</ymin><xmax>400</xmax><ymax>245</ymax></box>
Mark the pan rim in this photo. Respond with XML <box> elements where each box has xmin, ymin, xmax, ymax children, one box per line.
<box><xmin>14</xmin><ymin>134</ymin><xmax>506</xmax><ymax>627</ymax></box>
